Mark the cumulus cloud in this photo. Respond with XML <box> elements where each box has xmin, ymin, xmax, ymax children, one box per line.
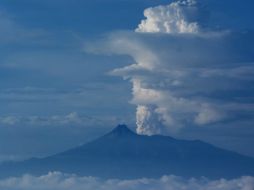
<box><xmin>0</xmin><ymin>172</ymin><xmax>253</xmax><ymax>190</ymax></box>
<box><xmin>87</xmin><ymin>31</ymin><xmax>254</xmax><ymax>135</ymax></box>
<box><xmin>136</xmin><ymin>0</ymin><xmax>199</xmax><ymax>34</ymax></box>
<box><xmin>86</xmin><ymin>0</ymin><xmax>254</xmax><ymax>135</ymax></box>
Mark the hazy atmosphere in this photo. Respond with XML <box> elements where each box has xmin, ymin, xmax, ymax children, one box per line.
<box><xmin>0</xmin><ymin>0</ymin><xmax>254</xmax><ymax>189</ymax></box>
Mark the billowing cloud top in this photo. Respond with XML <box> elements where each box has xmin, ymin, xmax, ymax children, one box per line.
<box><xmin>86</xmin><ymin>0</ymin><xmax>254</xmax><ymax>135</ymax></box>
<box><xmin>136</xmin><ymin>0</ymin><xmax>199</xmax><ymax>34</ymax></box>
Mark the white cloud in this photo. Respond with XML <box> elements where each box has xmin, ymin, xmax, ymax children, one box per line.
<box><xmin>86</xmin><ymin>0</ymin><xmax>254</xmax><ymax>135</ymax></box>
<box><xmin>0</xmin><ymin>112</ymin><xmax>119</xmax><ymax>127</ymax></box>
<box><xmin>194</xmin><ymin>106</ymin><xmax>226</xmax><ymax>125</ymax></box>
<box><xmin>0</xmin><ymin>172</ymin><xmax>253</xmax><ymax>190</ymax></box>
<box><xmin>0</xmin><ymin>85</ymin><xmax>134</xmax><ymax>126</ymax></box>
<box><xmin>0</xmin><ymin>116</ymin><xmax>19</xmax><ymax>126</ymax></box>
<box><xmin>88</xmin><ymin>32</ymin><xmax>254</xmax><ymax>134</ymax></box>
<box><xmin>136</xmin><ymin>0</ymin><xmax>199</xmax><ymax>34</ymax></box>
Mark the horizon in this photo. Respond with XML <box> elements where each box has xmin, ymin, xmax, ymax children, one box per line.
<box><xmin>0</xmin><ymin>0</ymin><xmax>254</xmax><ymax>189</ymax></box>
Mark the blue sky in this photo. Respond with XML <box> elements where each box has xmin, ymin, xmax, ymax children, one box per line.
<box><xmin>0</xmin><ymin>0</ymin><xmax>254</xmax><ymax>161</ymax></box>
<box><xmin>0</xmin><ymin>0</ymin><xmax>173</xmax><ymax>161</ymax></box>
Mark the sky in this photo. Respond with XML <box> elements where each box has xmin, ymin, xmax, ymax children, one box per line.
<box><xmin>0</xmin><ymin>0</ymin><xmax>254</xmax><ymax>163</ymax></box>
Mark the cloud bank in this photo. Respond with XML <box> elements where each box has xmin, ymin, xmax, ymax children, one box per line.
<box><xmin>86</xmin><ymin>0</ymin><xmax>254</xmax><ymax>135</ymax></box>
<box><xmin>0</xmin><ymin>172</ymin><xmax>253</xmax><ymax>190</ymax></box>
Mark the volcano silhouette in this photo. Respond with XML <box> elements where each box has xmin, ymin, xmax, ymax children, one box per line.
<box><xmin>1</xmin><ymin>124</ymin><xmax>254</xmax><ymax>179</ymax></box>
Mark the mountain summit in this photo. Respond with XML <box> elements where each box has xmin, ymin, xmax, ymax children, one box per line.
<box><xmin>106</xmin><ymin>124</ymin><xmax>136</xmax><ymax>137</ymax></box>
<box><xmin>1</xmin><ymin>125</ymin><xmax>254</xmax><ymax>179</ymax></box>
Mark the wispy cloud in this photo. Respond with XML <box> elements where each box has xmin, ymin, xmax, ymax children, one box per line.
<box><xmin>0</xmin><ymin>112</ymin><xmax>116</xmax><ymax>127</ymax></box>
<box><xmin>0</xmin><ymin>10</ymin><xmax>48</xmax><ymax>46</ymax></box>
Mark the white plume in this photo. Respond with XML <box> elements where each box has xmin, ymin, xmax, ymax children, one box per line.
<box><xmin>136</xmin><ymin>0</ymin><xmax>199</xmax><ymax>34</ymax></box>
<box><xmin>85</xmin><ymin>0</ymin><xmax>254</xmax><ymax>135</ymax></box>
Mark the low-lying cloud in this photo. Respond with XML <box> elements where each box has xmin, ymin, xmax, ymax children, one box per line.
<box><xmin>0</xmin><ymin>112</ymin><xmax>119</xmax><ymax>127</ymax></box>
<box><xmin>0</xmin><ymin>172</ymin><xmax>253</xmax><ymax>190</ymax></box>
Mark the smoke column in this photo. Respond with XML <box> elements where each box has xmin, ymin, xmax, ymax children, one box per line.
<box><xmin>134</xmin><ymin>0</ymin><xmax>201</xmax><ymax>135</ymax></box>
<box><xmin>86</xmin><ymin>0</ymin><xmax>254</xmax><ymax>136</ymax></box>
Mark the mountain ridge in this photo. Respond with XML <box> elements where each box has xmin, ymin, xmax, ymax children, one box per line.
<box><xmin>0</xmin><ymin>124</ymin><xmax>254</xmax><ymax>179</ymax></box>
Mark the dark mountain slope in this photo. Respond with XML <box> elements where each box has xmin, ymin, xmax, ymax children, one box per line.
<box><xmin>1</xmin><ymin>125</ymin><xmax>254</xmax><ymax>179</ymax></box>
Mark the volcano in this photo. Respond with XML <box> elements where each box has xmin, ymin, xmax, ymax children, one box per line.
<box><xmin>1</xmin><ymin>124</ymin><xmax>254</xmax><ymax>179</ymax></box>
